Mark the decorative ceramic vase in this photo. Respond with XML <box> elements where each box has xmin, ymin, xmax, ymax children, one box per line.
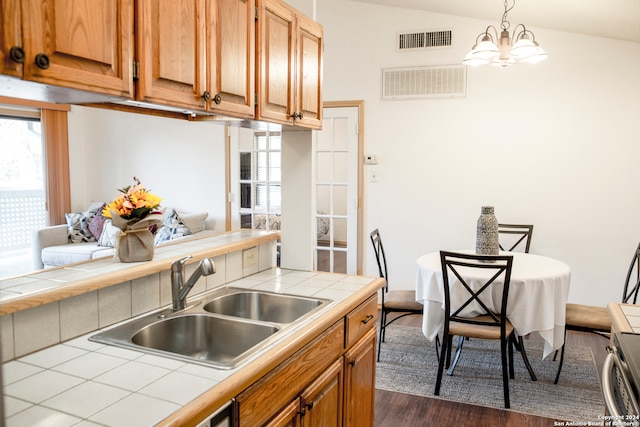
<box><xmin>476</xmin><ymin>206</ymin><xmax>499</xmax><ymax>255</ymax></box>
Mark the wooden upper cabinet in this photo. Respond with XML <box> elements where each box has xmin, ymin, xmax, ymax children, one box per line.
<box><xmin>256</xmin><ymin>0</ymin><xmax>295</xmax><ymax>125</ymax></box>
<box><xmin>20</xmin><ymin>0</ymin><xmax>134</xmax><ymax>98</ymax></box>
<box><xmin>136</xmin><ymin>0</ymin><xmax>207</xmax><ymax>111</ymax></box>
<box><xmin>137</xmin><ymin>0</ymin><xmax>255</xmax><ymax>117</ymax></box>
<box><xmin>207</xmin><ymin>0</ymin><xmax>255</xmax><ymax>118</ymax></box>
<box><xmin>0</xmin><ymin>0</ymin><xmax>22</xmax><ymax>77</ymax></box>
<box><xmin>295</xmin><ymin>13</ymin><xmax>323</xmax><ymax>129</ymax></box>
<box><xmin>256</xmin><ymin>0</ymin><xmax>323</xmax><ymax>129</ymax></box>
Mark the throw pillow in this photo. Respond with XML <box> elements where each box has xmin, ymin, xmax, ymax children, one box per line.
<box><xmin>65</xmin><ymin>211</ymin><xmax>96</xmax><ymax>243</ymax></box>
<box><xmin>98</xmin><ymin>219</ymin><xmax>121</xmax><ymax>248</ymax></box>
<box><xmin>154</xmin><ymin>209</ymin><xmax>192</xmax><ymax>245</ymax></box>
<box><xmin>176</xmin><ymin>211</ymin><xmax>208</xmax><ymax>233</ymax></box>
<box><xmin>88</xmin><ymin>203</ymin><xmax>108</xmax><ymax>240</ymax></box>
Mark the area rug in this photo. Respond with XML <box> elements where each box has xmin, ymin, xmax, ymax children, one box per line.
<box><xmin>376</xmin><ymin>325</ymin><xmax>605</xmax><ymax>422</ymax></box>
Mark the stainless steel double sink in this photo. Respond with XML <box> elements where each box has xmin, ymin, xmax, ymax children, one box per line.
<box><xmin>90</xmin><ymin>287</ymin><xmax>332</xmax><ymax>369</ymax></box>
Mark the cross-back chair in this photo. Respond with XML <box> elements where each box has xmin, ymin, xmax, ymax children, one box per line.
<box><xmin>554</xmin><ymin>241</ymin><xmax>640</xmax><ymax>383</ymax></box>
<box><xmin>370</xmin><ymin>229</ymin><xmax>423</xmax><ymax>362</ymax></box>
<box><xmin>435</xmin><ymin>251</ymin><xmax>536</xmax><ymax>409</ymax></box>
<box><xmin>498</xmin><ymin>224</ymin><xmax>534</xmax><ymax>253</ymax></box>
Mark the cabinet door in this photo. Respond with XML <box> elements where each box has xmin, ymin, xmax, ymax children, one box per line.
<box><xmin>256</xmin><ymin>0</ymin><xmax>295</xmax><ymax>125</ymax></box>
<box><xmin>207</xmin><ymin>0</ymin><xmax>255</xmax><ymax>118</ymax></box>
<box><xmin>343</xmin><ymin>328</ymin><xmax>376</xmax><ymax>427</ymax></box>
<box><xmin>0</xmin><ymin>0</ymin><xmax>22</xmax><ymax>77</ymax></box>
<box><xmin>264</xmin><ymin>399</ymin><xmax>301</xmax><ymax>427</ymax></box>
<box><xmin>301</xmin><ymin>358</ymin><xmax>343</xmax><ymax>427</ymax></box>
<box><xmin>136</xmin><ymin>0</ymin><xmax>206</xmax><ymax>110</ymax></box>
<box><xmin>21</xmin><ymin>0</ymin><xmax>134</xmax><ymax>97</ymax></box>
<box><xmin>294</xmin><ymin>13</ymin><xmax>322</xmax><ymax>129</ymax></box>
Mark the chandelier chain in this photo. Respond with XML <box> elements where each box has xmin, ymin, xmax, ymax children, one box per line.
<box><xmin>501</xmin><ymin>0</ymin><xmax>516</xmax><ymax>31</ymax></box>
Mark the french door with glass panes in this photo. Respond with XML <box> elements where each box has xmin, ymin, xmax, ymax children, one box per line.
<box><xmin>314</xmin><ymin>106</ymin><xmax>359</xmax><ymax>274</ymax></box>
<box><xmin>238</xmin><ymin>130</ymin><xmax>282</xmax><ymax>239</ymax></box>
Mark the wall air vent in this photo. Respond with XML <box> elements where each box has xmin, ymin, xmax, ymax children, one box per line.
<box><xmin>382</xmin><ymin>65</ymin><xmax>466</xmax><ymax>100</ymax></box>
<box><xmin>398</xmin><ymin>30</ymin><xmax>452</xmax><ymax>51</ymax></box>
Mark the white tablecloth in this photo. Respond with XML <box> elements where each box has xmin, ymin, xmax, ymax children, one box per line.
<box><xmin>416</xmin><ymin>250</ymin><xmax>571</xmax><ymax>359</ymax></box>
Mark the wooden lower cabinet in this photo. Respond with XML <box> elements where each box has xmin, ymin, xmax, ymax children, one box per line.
<box><xmin>235</xmin><ymin>293</ymin><xmax>378</xmax><ymax>427</ymax></box>
<box><xmin>265</xmin><ymin>359</ymin><xmax>343</xmax><ymax>427</ymax></box>
<box><xmin>343</xmin><ymin>328</ymin><xmax>377</xmax><ymax>427</ymax></box>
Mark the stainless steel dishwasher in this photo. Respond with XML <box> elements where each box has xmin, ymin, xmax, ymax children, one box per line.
<box><xmin>603</xmin><ymin>333</ymin><xmax>640</xmax><ymax>419</ymax></box>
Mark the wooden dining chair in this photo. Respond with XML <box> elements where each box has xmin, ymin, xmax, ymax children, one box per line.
<box><xmin>435</xmin><ymin>251</ymin><xmax>534</xmax><ymax>409</ymax></box>
<box><xmin>498</xmin><ymin>224</ymin><xmax>534</xmax><ymax>253</ymax></box>
<box><xmin>554</xmin><ymin>241</ymin><xmax>640</xmax><ymax>383</ymax></box>
<box><xmin>370</xmin><ymin>229</ymin><xmax>423</xmax><ymax>362</ymax></box>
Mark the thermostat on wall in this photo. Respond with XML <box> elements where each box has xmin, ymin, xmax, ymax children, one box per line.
<box><xmin>364</xmin><ymin>154</ymin><xmax>378</xmax><ymax>165</ymax></box>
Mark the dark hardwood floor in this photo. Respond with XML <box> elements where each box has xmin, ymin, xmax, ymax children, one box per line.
<box><xmin>374</xmin><ymin>313</ymin><xmax>609</xmax><ymax>427</ymax></box>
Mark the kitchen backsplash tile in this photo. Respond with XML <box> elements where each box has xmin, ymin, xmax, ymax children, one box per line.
<box><xmin>226</xmin><ymin>251</ymin><xmax>243</xmax><ymax>282</ymax></box>
<box><xmin>14</xmin><ymin>302</ymin><xmax>60</xmax><ymax>357</ymax></box>
<box><xmin>0</xmin><ymin>314</ymin><xmax>14</xmax><ymax>361</ymax></box>
<box><xmin>131</xmin><ymin>273</ymin><xmax>161</xmax><ymax>316</ymax></box>
<box><xmin>59</xmin><ymin>291</ymin><xmax>99</xmax><ymax>341</ymax></box>
<box><xmin>97</xmin><ymin>282</ymin><xmax>132</xmax><ymax>328</ymax></box>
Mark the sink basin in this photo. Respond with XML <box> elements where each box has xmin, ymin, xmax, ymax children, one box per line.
<box><xmin>90</xmin><ymin>287</ymin><xmax>333</xmax><ymax>369</ymax></box>
<box><xmin>131</xmin><ymin>314</ymin><xmax>279</xmax><ymax>366</ymax></box>
<box><xmin>90</xmin><ymin>312</ymin><xmax>281</xmax><ymax>369</ymax></box>
<box><xmin>203</xmin><ymin>290</ymin><xmax>326</xmax><ymax>323</ymax></box>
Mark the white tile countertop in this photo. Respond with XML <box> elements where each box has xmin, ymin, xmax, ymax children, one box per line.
<box><xmin>2</xmin><ymin>268</ymin><xmax>380</xmax><ymax>427</ymax></box>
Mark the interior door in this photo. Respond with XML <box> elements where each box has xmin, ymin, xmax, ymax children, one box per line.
<box><xmin>314</xmin><ymin>106</ymin><xmax>359</xmax><ymax>274</ymax></box>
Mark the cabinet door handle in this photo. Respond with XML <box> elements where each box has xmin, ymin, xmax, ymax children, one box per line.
<box><xmin>9</xmin><ymin>46</ymin><xmax>25</xmax><ymax>63</ymax></box>
<box><xmin>34</xmin><ymin>53</ymin><xmax>50</xmax><ymax>70</ymax></box>
<box><xmin>213</xmin><ymin>93</ymin><xmax>222</xmax><ymax>104</ymax></box>
<box><xmin>306</xmin><ymin>401</ymin><xmax>314</xmax><ymax>410</ymax></box>
<box><xmin>349</xmin><ymin>359</ymin><xmax>356</xmax><ymax>367</ymax></box>
<box><xmin>361</xmin><ymin>314</ymin><xmax>374</xmax><ymax>324</ymax></box>
<box><xmin>298</xmin><ymin>111</ymin><xmax>304</xmax><ymax>119</ymax></box>
<box><xmin>201</xmin><ymin>91</ymin><xmax>211</xmax><ymax>102</ymax></box>
<box><xmin>290</xmin><ymin>112</ymin><xmax>299</xmax><ymax>120</ymax></box>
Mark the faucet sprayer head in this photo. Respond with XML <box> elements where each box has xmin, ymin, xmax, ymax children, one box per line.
<box><xmin>200</xmin><ymin>258</ymin><xmax>216</xmax><ymax>275</ymax></box>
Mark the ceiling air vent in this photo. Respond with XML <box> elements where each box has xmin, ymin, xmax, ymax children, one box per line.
<box><xmin>382</xmin><ymin>65</ymin><xmax>466</xmax><ymax>100</ymax></box>
<box><xmin>398</xmin><ymin>30</ymin><xmax>452</xmax><ymax>51</ymax></box>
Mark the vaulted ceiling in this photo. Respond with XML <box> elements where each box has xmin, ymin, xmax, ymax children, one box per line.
<box><xmin>348</xmin><ymin>0</ymin><xmax>640</xmax><ymax>43</ymax></box>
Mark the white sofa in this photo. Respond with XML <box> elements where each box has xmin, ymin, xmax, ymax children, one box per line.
<box><xmin>32</xmin><ymin>208</ymin><xmax>211</xmax><ymax>270</ymax></box>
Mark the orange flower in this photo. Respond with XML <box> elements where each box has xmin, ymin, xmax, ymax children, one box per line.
<box><xmin>102</xmin><ymin>177</ymin><xmax>161</xmax><ymax>220</ymax></box>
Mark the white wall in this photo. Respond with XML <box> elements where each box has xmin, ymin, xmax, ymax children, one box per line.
<box><xmin>67</xmin><ymin>106</ymin><xmax>227</xmax><ymax>232</ymax></box>
<box><xmin>317</xmin><ymin>0</ymin><xmax>640</xmax><ymax>306</ymax></box>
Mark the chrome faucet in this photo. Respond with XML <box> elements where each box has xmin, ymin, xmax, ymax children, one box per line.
<box><xmin>171</xmin><ymin>255</ymin><xmax>216</xmax><ymax>311</ymax></box>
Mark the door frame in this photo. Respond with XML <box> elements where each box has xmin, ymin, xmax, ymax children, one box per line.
<box><xmin>323</xmin><ymin>100</ymin><xmax>364</xmax><ymax>274</ymax></box>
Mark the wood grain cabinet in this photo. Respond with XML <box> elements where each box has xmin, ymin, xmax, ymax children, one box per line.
<box><xmin>256</xmin><ymin>0</ymin><xmax>323</xmax><ymax>129</ymax></box>
<box><xmin>235</xmin><ymin>294</ymin><xmax>377</xmax><ymax>427</ymax></box>
<box><xmin>136</xmin><ymin>0</ymin><xmax>255</xmax><ymax>118</ymax></box>
<box><xmin>4</xmin><ymin>0</ymin><xmax>135</xmax><ymax>98</ymax></box>
<box><xmin>265</xmin><ymin>359</ymin><xmax>343</xmax><ymax>427</ymax></box>
<box><xmin>343</xmin><ymin>328</ymin><xmax>376</xmax><ymax>427</ymax></box>
<box><xmin>0</xmin><ymin>0</ymin><xmax>22</xmax><ymax>77</ymax></box>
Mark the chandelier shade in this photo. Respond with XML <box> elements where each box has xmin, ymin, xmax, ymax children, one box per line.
<box><xmin>463</xmin><ymin>0</ymin><xmax>547</xmax><ymax>68</ymax></box>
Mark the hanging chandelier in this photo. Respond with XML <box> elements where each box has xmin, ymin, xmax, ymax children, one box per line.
<box><xmin>463</xmin><ymin>0</ymin><xmax>547</xmax><ymax>68</ymax></box>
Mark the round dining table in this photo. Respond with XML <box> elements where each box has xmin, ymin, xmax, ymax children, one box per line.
<box><xmin>415</xmin><ymin>250</ymin><xmax>571</xmax><ymax>359</ymax></box>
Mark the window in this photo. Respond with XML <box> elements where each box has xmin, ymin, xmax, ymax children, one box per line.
<box><xmin>0</xmin><ymin>115</ymin><xmax>44</xmax><ymax>276</ymax></box>
<box><xmin>0</xmin><ymin>100</ymin><xmax>70</xmax><ymax>277</ymax></box>
<box><xmin>238</xmin><ymin>131</ymin><xmax>282</xmax><ymax>231</ymax></box>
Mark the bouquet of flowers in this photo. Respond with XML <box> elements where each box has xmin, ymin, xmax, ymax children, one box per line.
<box><xmin>103</xmin><ymin>177</ymin><xmax>163</xmax><ymax>262</ymax></box>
